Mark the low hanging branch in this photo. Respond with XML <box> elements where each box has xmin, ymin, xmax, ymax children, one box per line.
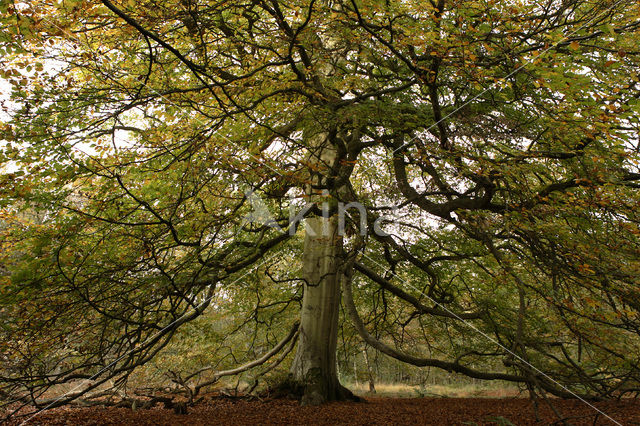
<box><xmin>343</xmin><ymin>265</ymin><xmax>523</xmax><ymax>381</ymax></box>
<box><xmin>22</xmin><ymin>322</ymin><xmax>301</xmax><ymax>415</ymax></box>
<box><xmin>353</xmin><ymin>262</ymin><xmax>484</xmax><ymax>320</ymax></box>
<box><xmin>190</xmin><ymin>321</ymin><xmax>300</xmax><ymax>396</ymax></box>
<box><xmin>343</xmin><ymin>264</ymin><xmax>581</xmax><ymax>398</ymax></box>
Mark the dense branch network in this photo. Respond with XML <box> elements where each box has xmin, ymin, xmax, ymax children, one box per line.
<box><xmin>1</xmin><ymin>0</ymin><xmax>640</xmax><ymax>417</ymax></box>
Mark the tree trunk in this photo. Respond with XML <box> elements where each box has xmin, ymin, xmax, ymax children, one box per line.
<box><xmin>289</xmin><ymin>215</ymin><xmax>348</xmax><ymax>405</ymax></box>
<box><xmin>363</xmin><ymin>347</ymin><xmax>376</xmax><ymax>394</ymax></box>
<box><xmin>286</xmin><ymin>117</ymin><xmax>358</xmax><ymax>404</ymax></box>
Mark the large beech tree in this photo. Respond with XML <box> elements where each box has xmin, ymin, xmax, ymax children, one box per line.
<box><xmin>2</xmin><ymin>0</ymin><xmax>640</xmax><ymax>412</ymax></box>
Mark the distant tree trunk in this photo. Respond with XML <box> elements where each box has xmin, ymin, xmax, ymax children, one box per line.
<box><xmin>353</xmin><ymin>355</ymin><xmax>359</xmax><ymax>388</ymax></box>
<box><xmin>363</xmin><ymin>347</ymin><xmax>376</xmax><ymax>394</ymax></box>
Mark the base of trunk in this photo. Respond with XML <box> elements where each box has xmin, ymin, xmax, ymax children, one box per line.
<box><xmin>268</xmin><ymin>376</ymin><xmax>362</xmax><ymax>405</ymax></box>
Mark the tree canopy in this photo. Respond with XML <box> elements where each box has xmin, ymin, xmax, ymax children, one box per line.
<box><xmin>2</xmin><ymin>0</ymin><xmax>640</xmax><ymax>416</ymax></box>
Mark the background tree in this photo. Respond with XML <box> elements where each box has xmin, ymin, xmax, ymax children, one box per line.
<box><xmin>1</xmin><ymin>0</ymin><xmax>640</xmax><ymax>415</ymax></box>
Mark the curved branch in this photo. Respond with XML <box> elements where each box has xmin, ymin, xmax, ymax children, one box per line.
<box><xmin>354</xmin><ymin>262</ymin><xmax>483</xmax><ymax>320</ymax></box>
<box><xmin>342</xmin><ymin>266</ymin><xmax>525</xmax><ymax>382</ymax></box>
<box><xmin>100</xmin><ymin>0</ymin><xmax>229</xmax><ymax>110</ymax></box>
<box><xmin>193</xmin><ymin>321</ymin><xmax>300</xmax><ymax>394</ymax></box>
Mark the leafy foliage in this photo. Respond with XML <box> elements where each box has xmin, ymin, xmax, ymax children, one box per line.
<box><xmin>1</xmin><ymin>0</ymin><xmax>640</xmax><ymax>415</ymax></box>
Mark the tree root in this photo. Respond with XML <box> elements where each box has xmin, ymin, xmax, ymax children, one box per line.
<box><xmin>262</xmin><ymin>377</ymin><xmax>363</xmax><ymax>405</ymax></box>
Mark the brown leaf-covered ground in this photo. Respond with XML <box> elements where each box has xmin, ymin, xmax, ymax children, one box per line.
<box><xmin>7</xmin><ymin>396</ymin><xmax>640</xmax><ymax>425</ymax></box>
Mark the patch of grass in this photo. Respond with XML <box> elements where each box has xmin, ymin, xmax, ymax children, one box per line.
<box><xmin>344</xmin><ymin>382</ymin><xmax>523</xmax><ymax>399</ymax></box>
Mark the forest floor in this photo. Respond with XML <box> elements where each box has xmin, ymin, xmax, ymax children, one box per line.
<box><xmin>5</xmin><ymin>395</ymin><xmax>640</xmax><ymax>425</ymax></box>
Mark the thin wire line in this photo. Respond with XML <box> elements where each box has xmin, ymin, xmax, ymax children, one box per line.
<box><xmin>18</xmin><ymin>254</ymin><xmax>279</xmax><ymax>425</ymax></box>
<box><xmin>360</xmin><ymin>252</ymin><xmax>623</xmax><ymax>425</ymax></box>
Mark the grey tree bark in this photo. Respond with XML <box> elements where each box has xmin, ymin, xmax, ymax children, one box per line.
<box><xmin>287</xmin><ymin>132</ymin><xmax>357</xmax><ymax>405</ymax></box>
<box><xmin>363</xmin><ymin>347</ymin><xmax>376</xmax><ymax>394</ymax></box>
<box><xmin>289</xmin><ymin>215</ymin><xmax>346</xmax><ymax>405</ymax></box>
